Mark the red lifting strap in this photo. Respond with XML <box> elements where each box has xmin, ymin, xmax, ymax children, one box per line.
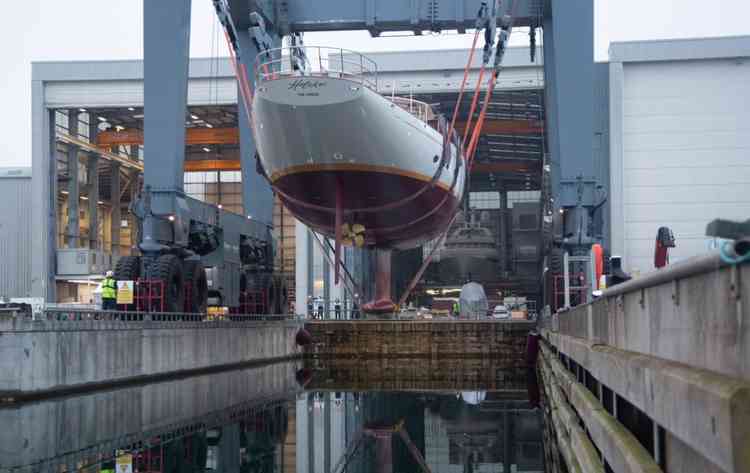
<box><xmin>463</xmin><ymin>64</ymin><xmax>486</xmax><ymax>146</ymax></box>
<box><xmin>466</xmin><ymin>69</ymin><xmax>498</xmax><ymax>169</ymax></box>
<box><xmin>224</xmin><ymin>30</ymin><xmax>254</xmax><ymax>126</ymax></box>
<box><xmin>447</xmin><ymin>29</ymin><xmax>481</xmax><ymax>144</ymax></box>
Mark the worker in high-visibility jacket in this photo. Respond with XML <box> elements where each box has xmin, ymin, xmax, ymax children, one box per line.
<box><xmin>101</xmin><ymin>270</ymin><xmax>117</xmax><ymax>310</ymax></box>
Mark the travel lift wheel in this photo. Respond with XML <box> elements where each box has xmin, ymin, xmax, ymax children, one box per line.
<box><xmin>275</xmin><ymin>276</ymin><xmax>289</xmax><ymax>315</ymax></box>
<box><xmin>153</xmin><ymin>254</ymin><xmax>184</xmax><ymax>313</ymax></box>
<box><xmin>183</xmin><ymin>260</ymin><xmax>208</xmax><ymax>314</ymax></box>
<box><xmin>265</xmin><ymin>276</ymin><xmax>278</xmax><ymax>315</ymax></box>
<box><xmin>113</xmin><ymin>255</ymin><xmax>141</xmax><ymax>311</ymax></box>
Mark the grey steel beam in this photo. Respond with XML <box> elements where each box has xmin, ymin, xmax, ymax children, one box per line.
<box><xmin>66</xmin><ymin>110</ymin><xmax>80</xmax><ymax>248</ymax></box>
<box><xmin>279</xmin><ymin>0</ymin><xmax>535</xmax><ymax>33</ymax></box>
<box><xmin>30</xmin><ymin>83</ymin><xmax>56</xmax><ymax>300</ymax></box>
<box><xmin>503</xmin><ymin>407</ymin><xmax>511</xmax><ymax>473</ymax></box>
<box><xmin>324</xmin><ymin>392</ymin><xmax>331</xmax><ymax>473</ymax></box>
<box><xmin>323</xmin><ymin>239</ymin><xmax>330</xmax><ymax>317</ymax></box>
<box><xmin>88</xmin><ymin>154</ymin><xmax>99</xmax><ymax>250</ymax></box>
<box><xmin>542</xmin><ymin>14</ymin><xmax>561</xmax><ymax>205</ymax></box>
<box><xmin>218</xmin><ymin>423</ymin><xmax>241</xmax><ymax>472</ymax></box>
<box><xmin>128</xmin><ymin>147</ymin><xmax>140</xmax><ymax>242</ymax></box>
<box><xmin>307</xmin><ymin>393</ymin><xmax>315</xmax><ymax>470</ymax></box>
<box><xmin>608</xmin><ymin>60</ymin><xmax>625</xmax><ymax>258</ymax></box>
<box><xmin>499</xmin><ymin>189</ymin><xmax>509</xmax><ymax>274</ymax></box>
<box><xmin>111</xmin><ymin>163</ymin><xmax>121</xmax><ymax>257</ymax></box>
<box><xmin>236</xmin><ymin>29</ymin><xmax>275</xmax><ymax>227</ymax></box>
<box><xmin>544</xmin><ymin>0</ymin><xmax>595</xmax><ymax>206</ymax></box>
<box><xmin>143</xmin><ymin>0</ymin><xmax>192</xmax><ymax>191</ymax></box>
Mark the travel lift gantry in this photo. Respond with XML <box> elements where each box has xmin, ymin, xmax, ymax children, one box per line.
<box><xmin>114</xmin><ymin>1</ymin><xmax>287</xmax><ymax>314</ymax></box>
<box><xmin>134</xmin><ymin>0</ymin><xmax>601</xmax><ymax>313</ymax></box>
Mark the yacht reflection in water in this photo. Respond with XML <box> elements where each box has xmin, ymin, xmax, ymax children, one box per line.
<box><xmin>1</xmin><ymin>360</ymin><xmax>542</xmax><ymax>473</ymax></box>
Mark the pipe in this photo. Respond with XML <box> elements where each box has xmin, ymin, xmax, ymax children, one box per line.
<box><xmin>601</xmin><ymin>249</ymin><xmax>745</xmax><ymax>298</ymax></box>
<box><xmin>734</xmin><ymin>237</ymin><xmax>750</xmax><ymax>257</ymax></box>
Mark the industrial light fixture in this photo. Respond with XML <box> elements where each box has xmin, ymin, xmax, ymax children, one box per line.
<box><xmin>168</xmin><ymin>215</ymin><xmax>175</xmax><ymax>222</ymax></box>
<box><xmin>97</xmin><ymin>116</ymin><xmax>107</xmax><ymax>122</ymax></box>
<box><xmin>60</xmin><ymin>190</ymin><xmax>69</xmax><ymax>195</ymax></box>
<box><xmin>97</xmin><ymin>201</ymin><xmax>104</xmax><ymax>205</ymax></box>
<box><xmin>133</xmin><ymin>114</ymin><xmax>144</xmax><ymax>119</ymax></box>
<box><xmin>202</xmin><ymin>147</ymin><xmax>211</xmax><ymax>152</ymax></box>
<box><xmin>127</xmin><ymin>107</ymin><xmax>135</xmax><ymax>111</ymax></box>
<box><xmin>205</xmin><ymin>123</ymin><xmax>213</xmax><ymax>128</ymax></box>
<box><xmin>247</xmin><ymin>215</ymin><xmax>252</xmax><ymax>220</ymax></box>
<box><xmin>115</xmin><ymin>125</ymin><xmax>125</xmax><ymax>132</ymax></box>
<box><xmin>217</xmin><ymin>204</ymin><xmax>223</xmax><ymax>209</ymax></box>
<box><xmin>190</xmin><ymin>114</ymin><xmax>199</xmax><ymax>120</ymax></box>
<box><xmin>80</xmin><ymin>196</ymin><xmax>89</xmax><ymax>200</ymax></box>
<box><xmin>559</xmin><ymin>208</ymin><xmax>564</xmax><ymax>214</ymax></box>
<box><xmin>78</xmin><ymin>108</ymin><xmax>87</xmax><ymax>112</ymax></box>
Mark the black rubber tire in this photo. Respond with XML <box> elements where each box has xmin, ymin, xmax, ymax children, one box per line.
<box><xmin>113</xmin><ymin>256</ymin><xmax>140</xmax><ymax>311</ymax></box>
<box><xmin>183</xmin><ymin>260</ymin><xmax>208</xmax><ymax>314</ymax></box>
<box><xmin>265</xmin><ymin>277</ymin><xmax>278</xmax><ymax>315</ymax></box>
<box><xmin>549</xmin><ymin>248</ymin><xmax>564</xmax><ymax>275</ymax></box>
<box><xmin>153</xmin><ymin>254</ymin><xmax>184</xmax><ymax>313</ymax></box>
<box><xmin>114</xmin><ymin>255</ymin><xmax>141</xmax><ymax>281</ymax></box>
<box><xmin>239</xmin><ymin>272</ymin><xmax>248</xmax><ymax>293</ymax></box>
<box><xmin>275</xmin><ymin>277</ymin><xmax>289</xmax><ymax>315</ymax></box>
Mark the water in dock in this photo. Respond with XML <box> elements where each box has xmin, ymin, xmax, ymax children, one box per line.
<box><xmin>0</xmin><ymin>359</ymin><xmax>544</xmax><ymax>473</ymax></box>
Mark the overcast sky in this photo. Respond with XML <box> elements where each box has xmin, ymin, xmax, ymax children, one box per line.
<box><xmin>1</xmin><ymin>0</ymin><xmax>747</xmax><ymax>167</ymax></box>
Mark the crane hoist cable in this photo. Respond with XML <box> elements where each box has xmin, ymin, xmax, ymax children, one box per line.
<box><xmin>465</xmin><ymin>0</ymin><xmax>518</xmax><ymax>170</ymax></box>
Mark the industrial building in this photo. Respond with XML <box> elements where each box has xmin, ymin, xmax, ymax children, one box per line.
<box><xmin>1</xmin><ymin>2</ymin><xmax>749</xmax><ymax>473</ymax></box>
<box><xmin>4</xmin><ymin>34</ymin><xmax>743</xmax><ymax>312</ymax></box>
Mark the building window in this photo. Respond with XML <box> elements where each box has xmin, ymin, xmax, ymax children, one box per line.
<box><xmin>469</xmin><ymin>191</ymin><xmax>501</xmax><ymax>210</ymax></box>
<box><xmin>507</xmin><ymin>190</ymin><xmax>541</xmax><ymax>208</ymax></box>
<box><xmin>184</xmin><ymin>171</ymin><xmax>243</xmax><ymax>214</ymax></box>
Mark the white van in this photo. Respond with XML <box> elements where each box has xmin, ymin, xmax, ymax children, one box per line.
<box><xmin>492</xmin><ymin>305</ymin><xmax>510</xmax><ymax>320</ymax></box>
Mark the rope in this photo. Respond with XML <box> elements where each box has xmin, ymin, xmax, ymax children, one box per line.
<box><xmin>447</xmin><ymin>29</ymin><xmax>481</xmax><ymax>144</ymax></box>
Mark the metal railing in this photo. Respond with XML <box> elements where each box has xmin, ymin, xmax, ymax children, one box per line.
<box><xmin>255</xmin><ymin>45</ymin><xmax>378</xmax><ymax>91</ymax></box>
<box><xmin>38</xmin><ymin>308</ymin><xmax>296</xmax><ymax>323</ymax></box>
<box><xmin>385</xmin><ymin>95</ymin><xmax>436</xmax><ymax>123</ymax></box>
<box><xmin>304</xmin><ymin>307</ymin><xmax>362</xmax><ymax>321</ymax></box>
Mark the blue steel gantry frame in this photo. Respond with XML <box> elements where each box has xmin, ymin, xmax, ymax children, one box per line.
<box><xmin>142</xmin><ymin>0</ymin><xmax>274</xmax><ymax>309</ymax></box>
<box><xmin>139</xmin><ymin>0</ymin><xmax>599</xmax><ymax>304</ymax></box>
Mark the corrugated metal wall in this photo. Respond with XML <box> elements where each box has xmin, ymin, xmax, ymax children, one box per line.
<box><xmin>620</xmin><ymin>58</ymin><xmax>750</xmax><ymax>274</ymax></box>
<box><xmin>0</xmin><ymin>174</ymin><xmax>33</xmax><ymax>297</ymax></box>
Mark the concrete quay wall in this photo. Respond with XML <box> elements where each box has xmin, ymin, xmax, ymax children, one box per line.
<box><xmin>304</xmin><ymin>320</ymin><xmax>536</xmax><ymax>361</ymax></box>
<box><xmin>542</xmin><ymin>254</ymin><xmax>750</xmax><ymax>473</ymax></box>
<box><xmin>0</xmin><ymin>318</ymin><xmax>301</xmax><ymax>399</ymax></box>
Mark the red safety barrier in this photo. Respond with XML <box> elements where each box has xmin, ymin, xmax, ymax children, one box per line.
<box><xmin>135</xmin><ymin>279</ymin><xmax>165</xmax><ymax>313</ymax></box>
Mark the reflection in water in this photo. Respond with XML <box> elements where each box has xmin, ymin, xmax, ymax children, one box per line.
<box><xmin>298</xmin><ymin>391</ymin><xmax>543</xmax><ymax>473</ymax></box>
<box><xmin>1</xmin><ymin>361</ymin><xmax>543</xmax><ymax>473</ymax></box>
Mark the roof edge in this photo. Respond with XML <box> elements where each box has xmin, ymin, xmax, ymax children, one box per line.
<box><xmin>609</xmin><ymin>35</ymin><xmax>750</xmax><ymax>63</ymax></box>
